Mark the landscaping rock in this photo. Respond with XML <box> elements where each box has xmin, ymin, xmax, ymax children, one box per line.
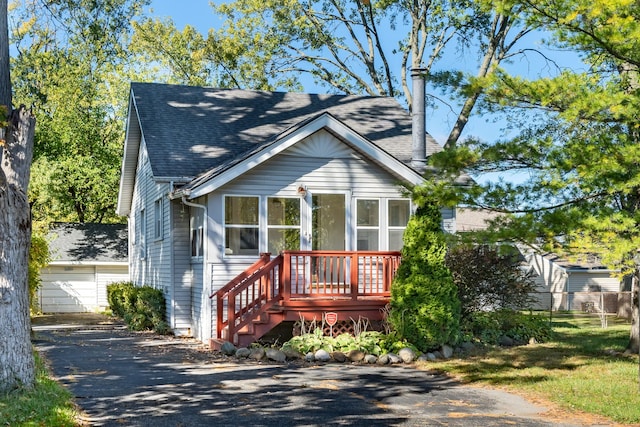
<box><xmin>459</xmin><ymin>341</ymin><xmax>475</xmax><ymax>353</ymax></box>
<box><xmin>331</xmin><ymin>351</ymin><xmax>347</xmax><ymax>363</ymax></box>
<box><xmin>528</xmin><ymin>337</ymin><xmax>538</xmax><ymax>345</ymax></box>
<box><xmin>398</xmin><ymin>347</ymin><xmax>416</xmax><ymax>363</ymax></box>
<box><xmin>315</xmin><ymin>349</ymin><xmax>331</xmax><ymax>362</ymax></box>
<box><xmin>305</xmin><ymin>352</ymin><xmax>315</xmax><ymax>362</ymax></box>
<box><xmin>235</xmin><ymin>347</ymin><xmax>251</xmax><ymax>359</ymax></box>
<box><xmin>425</xmin><ymin>352</ymin><xmax>437</xmax><ymax>361</ymax></box>
<box><xmin>220</xmin><ymin>341</ymin><xmax>237</xmax><ymax>356</ymax></box>
<box><xmin>388</xmin><ymin>353</ymin><xmax>401</xmax><ymax>364</ymax></box>
<box><xmin>266</xmin><ymin>348</ymin><xmax>287</xmax><ymax>363</ymax></box>
<box><xmin>417</xmin><ymin>354</ymin><xmax>430</xmax><ymax>362</ymax></box>
<box><xmin>364</xmin><ymin>354</ymin><xmax>378</xmax><ymax>364</ymax></box>
<box><xmin>282</xmin><ymin>348</ymin><xmax>303</xmax><ymax>360</ymax></box>
<box><xmin>249</xmin><ymin>347</ymin><xmax>265</xmax><ymax>360</ymax></box>
<box><xmin>498</xmin><ymin>335</ymin><xmax>515</xmax><ymax>347</ymax></box>
<box><xmin>377</xmin><ymin>354</ymin><xmax>390</xmax><ymax>365</ymax></box>
<box><xmin>347</xmin><ymin>350</ymin><xmax>365</xmax><ymax>362</ymax></box>
<box><xmin>432</xmin><ymin>351</ymin><xmax>443</xmax><ymax>359</ymax></box>
<box><xmin>441</xmin><ymin>344</ymin><xmax>454</xmax><ymax>359</ymax></box>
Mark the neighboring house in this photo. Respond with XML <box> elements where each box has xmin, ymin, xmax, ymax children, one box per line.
<box><xmin>456</xmin><ymin>208</ymin><xmax>628</xmax><ymax>315</ymax></box>
<box><xmin>524</xmin><ymin>250</ymin><xmax>628</xmax><ymax>315</ymax></box>
<box><xmin>116</xmin><ymin>77</ymin><xmax>465</xmax><ymax>344</ymax></box>
<box><xmin>39</xmin><ymin>223</ymin><xmax>128</xmax><ymax>313</ymax></box>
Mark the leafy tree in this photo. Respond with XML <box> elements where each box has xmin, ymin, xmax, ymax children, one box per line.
<box><xmin>0</xmin><ymin>0</ymin><xmax>36</xmax><ymax>392</ymax></box>
<box><xmin>389</xmin><ymin>199</ymin><xmax>461</xmax><ymax>350</ymax></box>
<box><xmin>28</xmin><ymin>222</ymin><xmax>51</xmax><ymax>313</ymax></box>
<box><xmin>10</xmin><ymin>0</ymin><xmax>150</xmax><ymax>224</ymax></box>
<box><xmin>129</xmin><ymin>1</ymin><xmax>536</xmax><ymax>147</ymax></box>
<box><xmin>424</xmin><ymin>0</ymin><xmax>640</xmax><ymax>351</ymax></box>
<box><xmin>445</xmin><ymin>243</ymin><xmax>536</xmax><ymax>320</ymax></box>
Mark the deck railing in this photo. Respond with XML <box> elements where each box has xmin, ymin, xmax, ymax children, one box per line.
<box><xmin>281</xmin><ymin>250</ymin><xmax>401</xmax><ymax>299</ymax></box>
<box><xmin>212</xmin><ymin>250</ymin><xmax>401</xmax><ymax>343</ymax></box>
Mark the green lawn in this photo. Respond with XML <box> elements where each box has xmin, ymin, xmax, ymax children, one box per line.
<box><xmin>427</xmin><ymin>312</ymin><xmax>640</xmax><ymax>424</ymax></box>
<box><xmin>0</xmin><ymin>353</ymin><xmax>80</xmax><ymax>426</ymax></box>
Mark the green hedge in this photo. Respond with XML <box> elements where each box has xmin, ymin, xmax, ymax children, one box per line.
<box><xmin>106</xmin><ymin>282</ymin><xmax>170</xmax><ymax>334</ymax></box>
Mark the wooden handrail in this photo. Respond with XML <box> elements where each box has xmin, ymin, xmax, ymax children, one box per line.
<box><xmin>216</xmin><ymin>254</ymin><xmax>283</xmax><ymax>342</ymax></box>
<box><xmin>214</xmin><ymin>250</ymin><xmax>401</xmax><ymax>345</ymax></box>
<box><xmin>209</xmin><ymin>252</ymin><xmax>271</xmax><ymax>299</ymax></box>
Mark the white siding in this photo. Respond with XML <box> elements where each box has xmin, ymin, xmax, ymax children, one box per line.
<box><xmin>170</xmin><ymin>199</ymin><xmax>193</xmax><ymax>335</ymax></box>
<box><xmin>40</xmin><ymin>265</ymin><xmax>127</xmax><ymax>313</ymax></box>
<box><xmin>205</xmin><ymin>130</ymin><xmax>417</xmax><ymax>340</ymax></box>
<box><xmin>96</xmin><ymin>266</ymin><xmax>129</xmax><ymax>307</ymax></box>
<box><xmin>566</xmin><ymin>271</ymin><xmax>620</xmax><ymax>293</ymax></box>
<box><xmin>128</xmin><ymin>140</ymin><xmax>177</xmax><ymax>330</ymax></box>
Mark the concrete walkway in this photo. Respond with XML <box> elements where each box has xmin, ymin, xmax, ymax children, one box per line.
<box><xmin>32</xmin><ymin>314</ymin><xmax>592</xmax><ymax>427</ymax></box>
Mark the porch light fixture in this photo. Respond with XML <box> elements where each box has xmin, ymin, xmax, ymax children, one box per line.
<box><xmin>297</xmin><ymin>183</ymin><xmax>307</xmax><ymax>196</ymax></box>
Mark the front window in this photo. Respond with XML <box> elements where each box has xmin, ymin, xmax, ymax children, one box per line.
<box><xmin>225</xmin><ymin>196</ymin><xmax>259</xmax><ymax>256</ymax></box>
<box><xmin>388</xmin><ymin>199</ymin><xmax>410</xmax><ymax>251</ymax></box>
<box><xmin>267</xmin><ymin>197</ymin><xmax>300</xmax><ymax>253</ymax></box>
<box><xmin>356</xmin><ymin>199</ymin><xmax>379</xmax><ymax>250</ymax></box>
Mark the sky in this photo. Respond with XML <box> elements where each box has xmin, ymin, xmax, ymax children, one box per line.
<box><xmin>143</xmin><ymin>1</ymin><xmax>583</xmax><ymax>155</ymax></box>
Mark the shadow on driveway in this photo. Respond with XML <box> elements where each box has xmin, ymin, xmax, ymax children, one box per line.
<box><xmin>32</xmin><ymin>314</ymin><xmax>585</xmax><ymax>427</ymax></box>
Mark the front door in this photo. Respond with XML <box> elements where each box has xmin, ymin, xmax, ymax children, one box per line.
<box><xmin>305</xmin><ymin>193</ymin><xmax>347</xmax><ymax>286</ymax></box>
<box><xmin>311</xmin><ymin>193</ymin><xmax>346</xmax><ymax>251</ymax></box>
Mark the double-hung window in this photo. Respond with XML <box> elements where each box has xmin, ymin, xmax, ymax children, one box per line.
<box><xmin>154</xmin><ymin>198</ymin><xmax>163</xmax><ymax>240</ymax></box>
<box><xmin>139</xmin><ymin>208</ymin><xmax>146</xmax><ymax>259</ymax></box>
<box><xmin>190</xmin><ymin>207</ymin><xmax>204</xmax><ymax>258</ymax></box>
<box><xmin>388</xmin><ymin>199</ymin><xmax>410</xmax><ymax>251</ymax></box>
<box><xmin>225</xmin><ymin>196</ymin><xmax>259</xmax><ymax>256</ymax></box>
<box><xmin>267</xmin><ymin>197</ymin><xmax>300</xmax><ymax>253</ymax></box>
<box><xmin>356</xmin><ymin>199</ymin><xmax>379</xmax><ymax>250</ymax></box>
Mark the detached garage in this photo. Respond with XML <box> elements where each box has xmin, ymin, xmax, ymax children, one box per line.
<box><xmin>39</xmin><ymin>223</ymin><xmax>128</xmax><ymax>313</ymax></box>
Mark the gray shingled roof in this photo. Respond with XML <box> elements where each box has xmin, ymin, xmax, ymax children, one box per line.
<box><xmin>48</xmin><ymin>223</ymin><xmax>128</xmax><ymax>263</ymax></box>
<box><xmin>130</xmin><ymin>82</ymin><xmax>442</xmax><ymax>180</ymax></box>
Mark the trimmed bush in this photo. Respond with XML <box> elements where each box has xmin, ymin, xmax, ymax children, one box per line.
<box><xmin>106</xmin><ymin>281</ymin><xmax>134</xmax><ymax>317</ymax></box>
<box><xmin>464</xmin><ymin>310</ymin><xmax>553</xmax><ymax>344</ymax></box>
<box><xmin>106</xmin><ymin>282</ymin><xmax>169</xmax><ymax>334</ymax></box>
<box><xmin>389</xmin><ymin>200</ymin><xmax>461</xmax><ymax>351</ymax></box>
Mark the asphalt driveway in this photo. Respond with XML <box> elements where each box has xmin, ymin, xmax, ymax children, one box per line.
<box><xmin>32</xmin><ymin>314</ymin><xmax>590</xmax><ymax>427</ymax></box>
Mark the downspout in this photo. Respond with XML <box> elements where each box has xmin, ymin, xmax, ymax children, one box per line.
<box><xmin>411</xmin><ymin>67</ymin><xmax>427</xmax><ymax>172</ymax></box>
<box><xmin>181</xmin><ymin>195</ymin><xmax>208</xmax><ymax>341</ymax></box>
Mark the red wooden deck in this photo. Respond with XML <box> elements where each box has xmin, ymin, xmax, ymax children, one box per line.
<box><xmin>210</xmin><ymin>250</ymin><xmax>401</xmax><ymax>348</ymax></box>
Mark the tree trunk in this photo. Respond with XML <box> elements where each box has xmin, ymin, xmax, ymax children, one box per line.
<box><xmin>0</xmin><ymin>106</ymin><xmax>36</xmax><ymax>392</ymax></box>
<box><xmin>628</xmin><ymin>268</ymin><xmax>640</xmax><ymax>353</ymax></box>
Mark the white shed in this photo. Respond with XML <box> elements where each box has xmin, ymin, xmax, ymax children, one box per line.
<box><xmin>39</xmin><ymin>223</ymin><xmax>129</xmax><ymax>313</ymax></box>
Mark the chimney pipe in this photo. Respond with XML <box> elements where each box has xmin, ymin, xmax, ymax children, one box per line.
<box><xmin>411</xmin><ymin>67</ymin><xmax>427</xmax><ymax>171</ymax></box>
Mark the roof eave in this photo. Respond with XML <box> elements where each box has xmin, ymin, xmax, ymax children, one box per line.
<box><xmin>116</xmin><ymin>91</ymin><xmax>142</xmax><ymax>217</ymax></box>
<box><xmin>184</xmin><ymin>113</ymin><xmax>425</xmax><ymax>199</ymax></box>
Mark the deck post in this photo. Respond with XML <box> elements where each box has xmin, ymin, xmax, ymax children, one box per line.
<box><xmin>282</xmin><ymin>251</ymin><xmax>291</xmax><ymax>300</ymax></box>
<box><xmin>350</xmin><ymin>252</ymin><xmax>358</xmax><ymax>300</ymax></box>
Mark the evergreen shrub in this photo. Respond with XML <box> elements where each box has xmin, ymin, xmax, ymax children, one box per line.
<box><xmin>389</xmin><ymin>200</ymin><xmax>461</xmax><ymax>351</ymax></box>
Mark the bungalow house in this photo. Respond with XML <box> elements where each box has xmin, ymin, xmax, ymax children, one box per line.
<box><xmin>39</xmin><ymin>223</ymin><xmax>128</xmax><ymax>313</ymax></box>
<box><xmin>116</xmin><ymin>74</ymin><xmax>462</xmax><ymax>345</ymax></box>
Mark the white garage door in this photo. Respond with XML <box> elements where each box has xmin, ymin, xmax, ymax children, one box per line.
<box><xmin>39</xmin><ymin>265</ymin><xmax>128</xmax><ymax>313</ymax></box>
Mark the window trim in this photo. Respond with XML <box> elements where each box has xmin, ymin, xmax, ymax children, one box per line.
<box><xmin>153</xmin><ymin>198</ymin><xmax>163</xmax><ymax>241</ymax></box>
<box><xmin>139</xmin><ymin>208</ymin><xmax>146</xmax><ymax>259</ymax></box>
<box><xmin>224</xmin><ymin>195</ymin><xmax>260</xmax><ymax>257</ymax></box>
<box><xmin>190</xmin><ymin>206</ymin><xmax>204</xmax><ymax>259</ymax></box>
<box><xmin>387</xmin><ymin>198</ymin><xmax>411</xmax><ymax>251</ymax></box>
<box><xmin>355</xmin><ymin>198</ymin><xmax>380</xmax><ymax>251</ymax></box>
<box><xmin>266</xmin><ymin>196</ymin><xmax>302</xmax><ymax>253</ymax></box>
